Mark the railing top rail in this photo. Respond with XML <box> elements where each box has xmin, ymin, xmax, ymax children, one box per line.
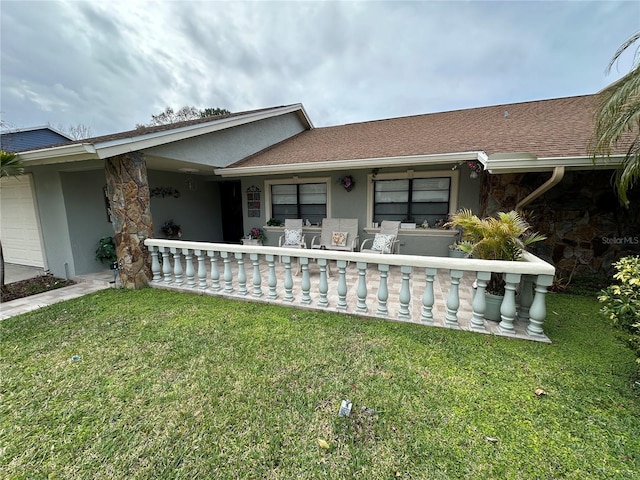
<box><xmin>145</xmin><ymin>239</ymin><xmax>555</xmax><ymax>276</ymax></box>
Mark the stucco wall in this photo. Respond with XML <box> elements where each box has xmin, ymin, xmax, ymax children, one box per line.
<box><xmin>239</xmin><ymin>164</ymin><xmax>481</xmax><ymax>255</ymax></box>
<box><xmin>148</xmin><ymin>170</ymin><xmax>222</xmax><ymax>242</ymax></box>
<box><xmin>145</xmin><ymin>112</ymin><xmax>307</xmax><ymax>168</ymax></box>
<box><xmin>61</xmin><ymin>170</ymin><xmax>115</xmax><ymax>276</ymax></box>
<box><xmin>30</xmin><ymin>166</ymin><xmax>77</xmax><ymax>278</ymax></box>
<box><xmin>480</xmin><ymin>170</ymin><xmax>640</xmax><ymax>277</ymax></box>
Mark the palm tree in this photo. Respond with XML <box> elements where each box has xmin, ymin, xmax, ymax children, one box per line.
<box><xmin>0</xmin><ymin>150</ymin><xmax>25</xmax><ymax>290</ymax></box>
<box><xmin>592</xmin><ymin>31</ymin><xmax>640</xmax><ymax>207</ymax></box>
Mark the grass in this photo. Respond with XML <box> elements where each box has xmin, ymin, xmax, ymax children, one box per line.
<box><xmin>1</xmin><ymin>289</ymin><xmax>639</xmax><ymax>479</ymax></box>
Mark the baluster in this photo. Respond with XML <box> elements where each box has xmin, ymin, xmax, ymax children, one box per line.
<box><xmin>317</xmin><ymin>258</ymin><xmax>329</xmax><ymax>308</ymax></box>
<box><xmin>171</xmin><ymin>247</ymin><xmax>184</xmax><ymax>285</ymax></box>
<box><xmin>208</xmin><ymin>250</ymin><xmax>221</xmax><ymax>292</ymax></box>
<box><xmin>266</xmin><ymin>254</ymin><xmax>278</xmax><ymax>300</ymax></box>
<box><xmin>518</xmin><ymin>275</ymin><xmax>535</xmax><ymax>323</ymax></box>
<box><xmin>499</xmin><ymin>273</ymin><xmax>521</xmax><ymax>334</ymax></box>
<box><xmin>356</xmin><ymin>262</ymin><xmax>368</xmax><ymax>313</ymax></box>
<box><xmin>421</xmin><ymin>267</ymin><xmax>437</xmax><ymax>324</ymax></box>
<box><xmin>398</xmin><ymin>265</ymin><xmax>412</xmax><ymax>320</ymax></box>
<box><xmin>376</xmin><ymin>264</ymin><xmax>389</xmax><ymax>317</ymax></box>
<box><xmin>444</xmin><ymin>269</ymin><xmax>463</xmax><ymax>328</ymax></box>
<box><xmin>220</xmin><ymin>251</ymin><xmax>234</xmax><ymax>293</ymax></box>
<box><xmin>162</xmin><ymin>248</ymin><xmax>172</xmax><ymax>283</ymax></box>
<box><xmin>470</xmin><ymin>271</ymin><xmax>491</xmax><ymax>330</ymax></box>
<box><xmin>250</xmin><ymin>253</ymin><xmax>263</xmax><ymax>298</ymax></box>
<box><xmin>282</xmin><ymin>256</ymin><xmax>294</xmax><ymax>302</ymax></box>
<box><xmin>337</xmin><ymin>260</ymin><xmax>348</xmax><ymax>311</ymax></box>
<box><xmin>183</xmin><ymin>249</ymin><xmax>196</xmax><ymax>287</ymax></box>
<box><xmin>150</xmin><ymin>246</ymin><xmax>161</xmax><ymax>282</ymax></box>
<box><xmin>235</xmin><ymin>252</ymin><xmax>247</xmax><ymax>296</ymax></box>
<box><xmin>300</xmin><ymin>257</ymin><xmax>311</xmax><ymax>305</ymax></box>
<box><xmin>527</xmin><ymin>274</ymin><xmax>553</xmax><ymax>337</ymax></box>
<box><xmin>195</xmin><ymin>250</ymin><xmax>207</xmax><ymax>289</ymax></box>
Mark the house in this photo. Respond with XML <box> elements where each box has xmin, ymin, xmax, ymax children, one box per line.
<box><xmin>1</xmin><ymin>93</ymin><xmax>637</xmax><ymax>287</ymax></box>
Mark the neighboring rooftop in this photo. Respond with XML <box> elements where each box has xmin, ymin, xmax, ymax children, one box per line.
<box><xmin>229</xmin><ymin>94</ymin><xmax>604</xmax><ymax>169</ymax></box>
<box><xmin>0</xmin><ymin>126</ymin><xmax>73</xmax><ymax>153</ymax></box>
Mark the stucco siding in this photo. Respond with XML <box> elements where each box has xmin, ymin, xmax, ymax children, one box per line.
<box><xmin>144</xmin><ymin>113</ymin><xmax>307</xmax><ymax>168</ymax></box>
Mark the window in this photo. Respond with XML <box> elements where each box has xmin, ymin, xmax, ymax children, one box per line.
<box><xmin>373</xmin><ymin>175</ymin><xmax>453</xmax><ymax>225</ymax></box>
<box><xmin>268</xmin><ymin>181</ymin><xmax>328</xmax><ymax>224</ymax></box>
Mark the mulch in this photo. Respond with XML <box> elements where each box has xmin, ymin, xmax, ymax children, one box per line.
<box><xmin>1</xmin><ymin>274</ymin><xmax>76</xmax><ymax>303</ymax></box>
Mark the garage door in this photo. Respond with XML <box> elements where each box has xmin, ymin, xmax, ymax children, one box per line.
<box><xmin>0</xmin><ymin>174</ymin><xmax>46</xmax><ymax>267</ymax></box>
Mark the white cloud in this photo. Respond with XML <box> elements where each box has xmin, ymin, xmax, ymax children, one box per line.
<box><xmin>1</xmin><ymin>0</ymin><xmax>638</xmax><ymax>135</ymax></box>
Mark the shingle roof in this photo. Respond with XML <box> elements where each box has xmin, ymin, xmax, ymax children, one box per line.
<box><xmin>0</xmin><ymin>127</ymin><xmax>73</xmax><ymax>152</ymax></box>
<box><xmin>229</xmin><ymin>94</ymin><xmax>605</xmax><ymax>169</ymax></box>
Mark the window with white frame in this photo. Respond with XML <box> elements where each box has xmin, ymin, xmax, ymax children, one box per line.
<box><xmin>372</xmin><ymin>173</ymin><xmax>455</xmax><ymax>226</ymax></box>
<box><xmin>267</xmin><ymin>179</ymin><xmax>328</xmax><ymax>224</ymax></box>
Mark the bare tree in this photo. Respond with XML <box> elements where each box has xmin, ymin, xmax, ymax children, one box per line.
<box><xmin>136</xmin><ymin>106</ymin><xmax>231</xmax><ymax>128</ymax></box>
<box><xmin>53</xmin><ymin>123</ymin><xmax>93</xmax><ymax>140</ymax></box>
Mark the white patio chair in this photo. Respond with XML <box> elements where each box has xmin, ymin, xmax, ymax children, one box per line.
<box><xmin>278</xmin><ymin>219</ymin><xmax>306</xmax><ymax>249</ymax></box>
<box><xmin>360</xmin><ymin>220</ymin><xmax>401</xmax><ymax>254</ymax></box>
<box><xmin>311</xmin><ymin>218</ymin><xmax>359</xmax><ymax>252</ymax></box>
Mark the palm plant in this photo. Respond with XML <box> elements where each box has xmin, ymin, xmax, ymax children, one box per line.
<box><xmin>448</xmin><ymin>209</ymin><xmax>546</xmax><ymax>293</ymax></box>
<box><xmin>0</xmin><ymin>150</ymin><xmax>25</xmax><ymax>290</ymax></box>
<box><xmin>592</xmin><ymin>31</ymin><xmax>640</xmax><ymax>207</ymax></box>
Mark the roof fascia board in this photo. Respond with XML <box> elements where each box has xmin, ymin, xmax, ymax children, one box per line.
<box><xmin>94</xmin><ymin>104</ymin><xmax>311</xmax><ymax>159</ymax></box>
<box><xmin>215</xmin><ymin>151</ymin><xmax>487</xmax><ymax>177</ymax></box>
<box><xmin>16</xmin><ymin>143</ymin><xmax>98</xmax><ymax>165</ymax></box>
<box><xmin>485</xmin><ymin>155</ymin><xmax>625</xmax><ymax>173</ymax></box>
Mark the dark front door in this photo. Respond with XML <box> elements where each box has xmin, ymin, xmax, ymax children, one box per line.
<box><xmin>219</xmin><ymin>181</ymin><xmax>244</xmax><ymax>243</ymax></box>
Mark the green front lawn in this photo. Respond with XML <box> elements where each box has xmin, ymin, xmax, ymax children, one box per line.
<box><xmin>1</xmin><ymin>289</ymin><xmax>638</xmax><ymax>479</ymax></box>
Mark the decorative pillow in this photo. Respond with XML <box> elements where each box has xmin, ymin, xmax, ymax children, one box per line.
<box><xmin>284</xmin><ymin>228</ymin><xmax>303</xmax><ymax>246</ymax></box>
<box><xmin>331</xmin><ymin>231</ymin><xmax>348</xmax><ymax>247</ymax></box>
<box><xmin>371</xmin><ymin>233</ymin><xmax>395</xmax><ymax>253</ymax></box>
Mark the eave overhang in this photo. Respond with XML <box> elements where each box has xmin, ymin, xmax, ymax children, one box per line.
<box><xmin>215</xmin><ymin>151</ymin><xmax>489</xmax><ymax>177</ymax></box>
<box><xmin>484</xmin><ymin>152</ymin><xmax>625</xmax><ymax>174</ymax></box>
<box><xmin>15</xmin><ymin>104</ymin><xmax>312</xmax><ymax>166</ymax></box>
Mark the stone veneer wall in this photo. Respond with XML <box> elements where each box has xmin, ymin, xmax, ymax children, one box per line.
<box><xmin>105</xmin><ymin>152</ymin><xmax>153</xmax><ymax>288</ymax></box>
<box><xmin>480</xmin><ymin>170</ymin><xmax>640</xmax><ymax>278</ymax></box>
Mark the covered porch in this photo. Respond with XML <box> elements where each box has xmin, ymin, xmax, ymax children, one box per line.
<box><xmin>144</xmin><ymin>239</ymin><xmax>555</xmax><ymax>342</ymax></box>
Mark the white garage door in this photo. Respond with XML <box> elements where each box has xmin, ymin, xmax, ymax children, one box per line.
<box><xmin>0</xmin><ymin>174</ymin><xmax>46</xmax><ymax>267</ymax></box>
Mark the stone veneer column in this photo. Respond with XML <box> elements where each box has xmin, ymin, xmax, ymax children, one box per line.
<box><xmin>105</xmin><ymin>152</ymin><xmax>153</xmax><ymax>289</ymax></box>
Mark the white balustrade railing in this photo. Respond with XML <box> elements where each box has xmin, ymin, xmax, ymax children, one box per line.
<box><xmin>144</xmin><ymin>239</ymin><xmax>556</xmax><ymax>341</ymax></box>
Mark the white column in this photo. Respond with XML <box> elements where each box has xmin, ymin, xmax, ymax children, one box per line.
<box><xmin>337</xmin><ymin>260</ymin><xmax>348</xmax><ymax>310</ymax></box>
<box><xmin>300</xmin><ymin>257</ymin><xmax>311</xmax><ymax>305</ymax></box>
<box><xmin>207</xmin><ymin>250</ymin><xmax>221</xmax><ymax>292</ymax></box>
<box><xmin>527</xmin><ymin>274</ymin><xmax>554</xmax><ymax>337</ymax></box>
<box><xmin>356</xmin><ymin>262</ymin><xmax>368</xmax><ymax>313</ymax></box>
<box><xmin>282</xmin><ymin>256</ymin><xmax>294</xmax><ymax>302</ymax></box>
<box><xmin>398</xmin><ymin>265</ymin><xmax>412</xmax><ymax>320</ymax></box>
<box><xmin>499</xmin><ymin>273</ymin><xmax>522</xmax><ymax>334</ymax></box>
<box><xmin>250</xmin><ymin>253</ymin><xmax>263</xmax><ymax>298</ymax></box>
<box><xmin>183</xmin><ymin>249</ymin><xmax>195</xmax><ymax>287</ymax></box>
<box><xmin>150</xmin><ymin>246</ymin><xmax>161</xmax><ymax>282</ymax></box>
<box><xmin>470</xmin><ymin>271</ymin><xmax>491</xmax><ymax>331</ymax></box>
<box><xmin>266</xmin><ymin>254</ymin><xmax>278</xmax><ymax>300</ymax></box>
<box><xmin>171</xmin><ymin>247</ymin><xmax>183</xmax><ymax>285</ymax></box>
<box><xmin>317</xmin><ymin>258</ymin><xmax>329</xmax><ymax>308</ymax></box>
<box><xmin>377</xmin><ymin>264</ymin><xmax>389</xmax><ymax>317</ymax></box>
<box><xmin>162</xmin><ymin>248</ymin><xmax>172</xmax><ymax>284</ymax></box>
<box><xmin>444</xmin><ymin>269</ymin><xmax>463</xmax><ymax>328</ymax></box>
<box><xmin>235</xmin><ymin>252</ymin><xmax>247</xmax><ymax>296</ymax></box>
<box><xmin>518</xmin><ymin>275</ymin><xmax>535</xmax><ymax>323</ymax></box>
<box><xmin>195</xmin><ymin>250</ymin><xmax>207</xmax><ymax>289</ymax></box>
<box><xmin>421</xmin><ymin>267</ymin><xmax>436</xmax><ymax>324</ymax></box>
<box><xmin>221</xmin><ymin>251</ymin><xmax>233</xmax><ymax>293</ymax></box>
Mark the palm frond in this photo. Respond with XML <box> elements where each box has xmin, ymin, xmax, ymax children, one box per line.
<box><xmin>0</xmin><ymin>151</ymin><xmax>24</xmax><ymax>178</ymax></box>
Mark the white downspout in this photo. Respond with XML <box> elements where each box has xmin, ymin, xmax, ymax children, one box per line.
<box><xmin>516</xmin><ymin>166</ymin><xmax>565</xmax><ymax>210</ymax></box>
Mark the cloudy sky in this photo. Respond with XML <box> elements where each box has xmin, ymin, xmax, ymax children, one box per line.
<box><xmin>1</xmin><ymin>0</ymin><xmax>639</xmax><ymax>137</ymax></box>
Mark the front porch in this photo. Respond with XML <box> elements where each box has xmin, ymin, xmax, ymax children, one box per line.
<box><xmin>144</xmin><ymin>239</ymin><xmax>555</xmax><ymax>342</ymax></box>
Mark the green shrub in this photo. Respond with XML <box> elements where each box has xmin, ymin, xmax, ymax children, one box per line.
<box><xmin>599</xmin><ymin>255</ymin><xmax>640</xmax><ymax>363</ymax></box>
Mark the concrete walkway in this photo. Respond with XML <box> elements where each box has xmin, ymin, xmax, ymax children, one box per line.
<box><xmin>1</xmin><ymin>265</ymin><xmax>114</xmax><ymax>320</ymax></box>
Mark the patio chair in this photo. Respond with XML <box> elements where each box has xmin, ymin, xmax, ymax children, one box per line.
<box><xmin>278</xmin><ymin>219</ymin><xmax>307</xmax><ymax>249</ymax></box>
<box><xmin>360</xmin><ymin>220</ymin><xmax>401</xmax><ymax>254</ymax></box>
<box><xmin>311</xmin><ymin>218</ymin><xmax>359</xmax><ymax>252</ymax></box>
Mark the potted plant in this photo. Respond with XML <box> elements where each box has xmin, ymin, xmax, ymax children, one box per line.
<box><xmin>161</xmin><ymin>219</ymin><xmax>182</xmax><ymax>239</ymax></box>
<box><xmin>448</xmin><ymin>241</ymin><xmax>469</xmax><ymax>258</ymax></box>
<box><xmin>244</xmin><ymin>227</ymin><xmax>267</xmax><ymax>245</ymax></box>
<box><xmin>95</xmin><ymin>236</ymin><xmax>118</xmax><ymax>270</ymax></box>
<box><xmin>448</xmin><ymin>209</ymin><xmax>546</xmax><ymax>320</ymax></box>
